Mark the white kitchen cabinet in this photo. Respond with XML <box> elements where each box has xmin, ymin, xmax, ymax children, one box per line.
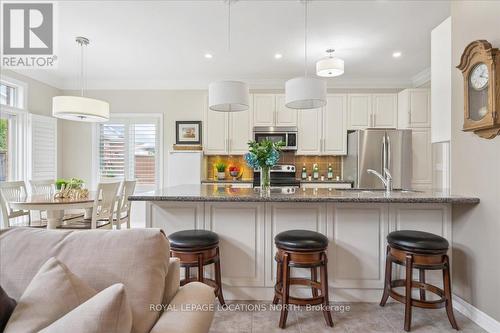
<box><xmin>275</xmin><ymin>94</ymin><xmax>298</xmax><ymax>126</ymax></box>
<box><xmin>398</xmin><ymin>89</ymin><xmax>431</xmax><ymax>128</ymax></box>
<box><xmin>411</xmin><ymin>128</ymin><xmax>433</xmax><ymax>189</ymax></box>
<box><xmin>206</xmin><ymin>203</ymin><xmax>265</xmax><ymax>287</ymax></box>
<box><xmin>297</xmin><ymin>94</ymin><xmax>348</xmax><ymax>155</ymax></box>
<box><xmin>348</xmin><ymin>94</ymin><xmax>372</xmax><ymax>130</ymax></box>
<box><xmin>323</xmin><ymin>94</ymin><xmax>348</xmax><ymax>155</ymax></box>
<box><xmin>204</xmin><ymin>108</ymin><xmax>228</xmax><ymax>155</ymax></box>
<box><xmin>253</xmin><ymin>94</ymin><xmax>275</xmax><ymax>126</ymax></box>
<box><xmin>372</xmin><ymin>94</ymin><xmax>398</xmax><ymax>128</ymax></box>
<box><xmin>204</xmin><ymin>101</ymin><xmax>253</xmax><ymax>155</ymax></box>
<box><xmin>253</xmin><ymin>94</ymin><xmax>297</xmax><ymax>127</ymax></box>
<box><xmin>297</xmin><ymin>107</ymin><xmax>322</xmax><ymax>155</ymax></box>
<box><xmin>347</xmin><ymin>93</ymin><xmax>397</xmax><ymax>129</ymax></box>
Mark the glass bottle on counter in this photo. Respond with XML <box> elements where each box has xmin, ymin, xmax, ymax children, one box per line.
<box><xmin>301</xmin><ymin>164</ymin><xmax>307</xmax><ymax>180</ymax></box>
<box><xmin>313</xmin><ymin>163</ymin><xmax>319</xmax><ymax>180</ymax></box>
<box><xmin>327</xmin><ymin>164</ymin><xmax>333</xmax><ymax>180</ymax></box>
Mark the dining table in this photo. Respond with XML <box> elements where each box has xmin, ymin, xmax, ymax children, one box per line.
<box><xmin>9</xmin><ymin>192</ymin><xmax>97</xmax><ymax>229</ymax></box>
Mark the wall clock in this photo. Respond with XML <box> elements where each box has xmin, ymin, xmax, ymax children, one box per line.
<box><xmin>457</xmin><ymin>40</ymin><xmax>500</xmax><ymax>139</ymax></box>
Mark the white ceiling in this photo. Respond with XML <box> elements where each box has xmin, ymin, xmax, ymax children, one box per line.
<box><xmin>15</xmin><ymin>0</ymin><xmax>451</xmax><ymax>90</ymax></box>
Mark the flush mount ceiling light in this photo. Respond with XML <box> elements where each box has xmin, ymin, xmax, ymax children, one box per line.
<box><xmin>208</xmin><ymin>0</ymin><xmax>249</xmax><ymax>112</ymax></box>
<box><xmin>285</xmin><ymin>0</ymin><xmax>326</xmax><ymax>110</ymax></box>
<box><xmin>274</xmin><ymin>53</ymin><xmax>283</xmax><ymax>59</ymax></box>
<box><xmin>53</xmin><ymin>37</ymin><xmax>109</xmax><ymax>122</ymax></box>
<box><xmin>316</xmin><ymin>49</ymin><xmax>344</xmax><ymax>77</ymax></box>
<box><xmin>392</xmin><ymin>51</ymin><xmax>402</xmax><ymax>58</ymax></box>
<box><xmin>204</xmin><ymin>53</ymin><xmax>213</xmax><ymax>59</ymax></box>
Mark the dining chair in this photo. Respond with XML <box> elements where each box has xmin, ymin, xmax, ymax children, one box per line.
<box><xmin>29</xmin><ymin>179</ymin><xmax>55</xmax><ymax>222</ymax></box>
<box><xmin>59</xmin><ymin>182</ymin><xmax>120</xmax><ymax>230</ymax></box>
<box><xmin>0</xmin><ymin>181</ymin><xmax>32</xmax><ymax>228</ymax></box>
<box><xmin>114</xmin><ymin>180</ymin><xmax>136</xmax><ymax>229</ymax></box>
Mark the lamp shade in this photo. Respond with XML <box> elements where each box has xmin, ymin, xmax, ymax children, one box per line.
<box><xmin>285</xmin><ymin>77</ymin><xmax>327</xmax><ymax>109</ymax></box>
<box><xmin>316</xmin><ymin>56</ymin><xmax>344</xmax><ymax>77</ymax></box>
<box><xmin>52</xmin><ymin>96</ymin><xmax>110</xmax><ymax>122</ymax></box>
<box><xmin>208</xmin><ymin>81</ymin><xmax>249</xmax><ymax>112</ymax></box>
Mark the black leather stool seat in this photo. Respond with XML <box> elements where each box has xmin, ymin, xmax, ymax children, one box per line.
<box><xmin>169</xmin><ymin>230</ymin><xmax>219</xmax><ymax>249</ymax></box>
<box><xmin>387</xmin><ymin>230</ymin><xmax>449</xmax><ymax>252</ymax></box>
<box><xmin>275</xmin><ymin>230</ymin><xmax>328</xmax><ymax>250</ymax></box>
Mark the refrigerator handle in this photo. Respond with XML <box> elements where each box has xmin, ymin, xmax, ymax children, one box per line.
<box><xmin>382</xmin><ymin>134</ymin><xmax>386</xmax><ymax>175</ymax></box>
<box><xmin>386</xmin><ymin>134</ymin><xmax>391</xmax><ymax>172</ymax></box>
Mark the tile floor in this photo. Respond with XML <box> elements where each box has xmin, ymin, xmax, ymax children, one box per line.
<box><xmin>209</xmin><ymin>301</ymin><xmax>486</xmax><ymax>333</ymax></box>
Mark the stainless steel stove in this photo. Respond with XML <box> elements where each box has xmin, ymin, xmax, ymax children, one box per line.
<box><xmin>253</xmin><ymin>165</ymin><xmax>300</xmax><ymax>188</ymax></box>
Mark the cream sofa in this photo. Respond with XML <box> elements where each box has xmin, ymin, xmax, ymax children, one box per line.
<box><xmin>0</xmin><ymin>227</ymin><xmax>215</xmax><ymax>333</ymax></box>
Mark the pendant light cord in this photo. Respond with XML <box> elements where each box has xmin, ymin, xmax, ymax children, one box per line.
<box><xmin>304</xmin><ymin>0</ymin><xmax>308</xmax><ymax>77</ymax></box>
<box><xmin>228</xmin><ymin>0</ymin><xmax>231</xmax><ymax>51</ymax></box>
<box><xmin>80</xmin><ymin>41</ymin><xmax>85</xmax><ymax>96</ymax></box>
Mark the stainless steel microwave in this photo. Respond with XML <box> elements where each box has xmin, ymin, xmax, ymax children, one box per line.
<box><xmin>253</xmin><ymin>126</ymin><xmax>297</xmax><ymax>151</ymax></box>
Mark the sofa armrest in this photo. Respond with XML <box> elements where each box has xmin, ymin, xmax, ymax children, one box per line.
<box><xmin>163</xmin><ymin>257</ymin><xmax>180</xmax><ymax>305</ymax></box>
<box><xmin>151</xmin><ymin>282</ymin><xmax>215</xmax><ymax>333</ymax></box>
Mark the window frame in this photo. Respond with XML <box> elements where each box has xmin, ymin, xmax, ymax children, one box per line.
<box><xmin>92</xmin><ymin>113</ymin><xmax>163</xmax><ymax>190</ymax></box>
<box><xmin>0</xmin><ymin>76</ymin><xmax>29</xmax><ymax>181</ymax></box>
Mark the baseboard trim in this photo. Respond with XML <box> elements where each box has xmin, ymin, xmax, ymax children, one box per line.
<box><xmin>453</xmin><ymin>295</ymin><xmax>500</xmax><ymax>333</ymax></box>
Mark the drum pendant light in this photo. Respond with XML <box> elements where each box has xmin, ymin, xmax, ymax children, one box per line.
<box><xmin>53</xmin><ymin>37</ymin><xmax>109</xmax><ymax>122</ymax></box>
<box><xmin>208</xmin><ymin>1</ymin><xmax>249</xmax><ymax>112</ymax></box>
<box><xmin>285</xmin><ymin>0</ymin><xmax>326</xmax><ymax>110</ymax></box>
<box><xmin>316</xmin><ymin>49</ymin><xmax>344</xmax><ymax>77</ymax></box>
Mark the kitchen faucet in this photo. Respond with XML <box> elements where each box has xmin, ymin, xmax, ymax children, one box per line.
<box><xmin>367</xmin><ymin>168</ymin><xmax>393</xmax><ymax>195</ymax></box>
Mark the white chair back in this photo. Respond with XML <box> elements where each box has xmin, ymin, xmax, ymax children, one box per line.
<box><xmin>29</xmin><ymin>179</ymin><xmax>55</xmax><ymax>195</ymax></box>
<box><xmin>91</xmin><ymin>182</ymin><xmax>120</xmax><ymax>229</ymax></box>
<box><xmin>0</xmin><ymin>181</ymin><xmax>30</xmax><ymax>228</ymax></box>
<box><xmin>116</xmin><ymin>180</ymin><xmax>136</xmax><ymax>229</ymax></box>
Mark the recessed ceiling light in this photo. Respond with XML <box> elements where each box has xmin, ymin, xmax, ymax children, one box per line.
<box><xmin>204</xmin><ymin>53</ymin><xmax>213</xmax><ymax>59</ymax></box>
<box><xmin>392</xmin><ymin>51</ymin><xmax>402</xmax><ymax>58</ymax></box>
<box><xmin>274</xmin><ymin>53</ymin><xmax>283</xmax><ymax>59</ymax></box>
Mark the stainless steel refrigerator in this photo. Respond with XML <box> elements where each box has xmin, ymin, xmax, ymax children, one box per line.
<box><xmin>343</xmin><ymin>129</ymin><xmax>412</xmax><ymax>189</ymax></box>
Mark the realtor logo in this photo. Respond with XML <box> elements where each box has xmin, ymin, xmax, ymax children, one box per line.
<box><xmin>1</xmin><ymin>2</ymin><xmax>57</xmax><ymax>68</ymax></box>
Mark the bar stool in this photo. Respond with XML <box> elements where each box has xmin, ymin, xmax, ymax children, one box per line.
<box><xmin>168</xmin><ymin>230</ymin><xmax>225</xmax><ymax>305</ymax></box>
<box><xmin>273</xmin><ymin>230</ymin><xmax>333</xmax><ymax>329</ymax></box>
<box><xmin>380</xmin><ymin>230</ymin><xmax>458</xmax><ymax>332</ymax></box>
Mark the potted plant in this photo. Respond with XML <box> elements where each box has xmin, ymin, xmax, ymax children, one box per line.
<box><xmin>55</xmin><ymin>178</ymin><xmax>84</xmax><ymax>190</ymax></box>
<box><xmin>214</xmin><ymin>162</ymin><xmax>227</xmax><ymax>180</ymax></box>
<box><xmin>244</xmin><ymin>139</ymin><xmax>284</xmax><ymax>193</ymax></box>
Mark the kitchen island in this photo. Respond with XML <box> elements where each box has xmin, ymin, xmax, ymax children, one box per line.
<box><xmin>130</xmin><ymin>185</ymin><xmax>479</xmax><ymax>302</ymax></box>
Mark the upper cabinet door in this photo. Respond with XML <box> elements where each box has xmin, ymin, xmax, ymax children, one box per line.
<box><xmin>204</xmin><ymin>104</ymin><xmax>228</xmax><ymax>155</ymax></box>
<box><xmin>323</xmin><ymin>94</ymin><xmax>347</xmax><ymax>155</ymax></box>
<box><xmin>297</xmin><ymin>108</ymin><xmax>322</xmax><ymax>155</ymax></box>
<box><xmin>348</xmin><ymin>94</ymin><xmax>372</xmax><ymax>130</ymax></box>
<box><xmin>275</xmin><ymin>95</ymin><xmax>297</xmax><ymax>126</ymax></box>
<box><xmin>372</xmin><ymin>94</ymin><xmax>398</xmax><ymax>128</ymax></box>
<box><xmin>229</xmin><ymin>101</ymin><xmax>253</xmax><ymax>154</ymax></box>
<box><xmin>253</xmin><ymin>94</ymin><xmax>275</xmax><ymax>126</ymax></box>
<box><xmin>409</xmin><ymin>90</ymin><xmax>431</xmax><ymax>128</ymax></box>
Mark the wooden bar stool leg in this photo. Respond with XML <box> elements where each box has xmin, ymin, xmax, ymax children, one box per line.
<box><xmin>185</xmin><ymin>267</ymin><xmax>190</xmax><ymax>281</ymax></box>
<box><xmin>311</xmin><ymin>267</ymin><xmax>318</xmax><ymax>297</ymax></box>
<box><xmin>419</xmin><ymin>269</ymin><xmax>426</xmax><ymax>301</ymax></box>
<box><xmin>279</xmin><ymin>253</ymin><xmax>290</xmax><ymax>329</ymax></box>
<box><xmin>273</xmin><ymin>259</ymin><xmax>282</xmax><ymax>305</ymax></box>
<box><xmin>443</xmin><ymin>255</ymin><xmax>459</xmax><ymax>330</ymax></box>
<box><xmin>380</xmin><ymin>245</ymin><xmax>392</xmax><ymax>306</ymax></box>
<box><xmin>197</xmin><ymin>253</ymin><xmax>204</xmax><ymax>283</ymax></box>
<box><xmin>214</xmin><ymin>248</ymin><xmax>226</xmax><ymax>306</ymax></box>
<box><xmin>404</xmin><ymin>254</ymin><xmax>414</xmax><ymax>332</ymax></box>
<box><xmin>320</xmin><ymin>253</ymin><xmax>333</xmax><ymax>327</ymax></box>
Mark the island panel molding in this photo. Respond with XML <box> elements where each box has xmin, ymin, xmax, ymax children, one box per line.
<box><xmin>457</xmin><ymin>40</ymin><xmax>500</xmax><ymax>139</ymax></box>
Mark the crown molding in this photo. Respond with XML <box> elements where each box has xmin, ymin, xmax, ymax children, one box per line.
<box><xmin>411</xmin><ymin>67</ymin><xmax>431</xmax><ymax>87</ymax></box>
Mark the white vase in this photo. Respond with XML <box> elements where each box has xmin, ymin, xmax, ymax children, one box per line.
<box><xmin>217</xmin><ymin>172</ymin><xmax>226</xmax><ymax>180</ymax></box>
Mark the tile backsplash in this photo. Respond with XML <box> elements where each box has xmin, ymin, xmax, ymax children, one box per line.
<box><xmin>205</xmin><ymin>152</ymin><xmax>342</xmax><ymax>180</ymax></box>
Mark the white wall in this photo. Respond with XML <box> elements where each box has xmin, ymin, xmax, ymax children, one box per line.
<box><xmin>450</xmin><ymin>1</ymin><xmax>500</xmax><ymax>322</ymax></box>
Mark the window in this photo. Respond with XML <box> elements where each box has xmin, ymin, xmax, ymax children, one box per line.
<box><xmin>97</xmin><ymin>115</ymin><xmax>162</xmax><ymax>190</ymax></box>
<box><xmin>0</xmin><ymin>80</ymin><xmax>26</xmax><ymax>181</ymax></box>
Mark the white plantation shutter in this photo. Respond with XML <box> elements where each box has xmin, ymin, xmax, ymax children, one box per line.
<box><xmin>30</xmin><ymin>114</ymin><xmax>57</xmax><ymax>180</ymax></box>
<box><xmin>98</xmin><ymin>117</ymin><xmax>159</xmax><ymax>189</ymax></box>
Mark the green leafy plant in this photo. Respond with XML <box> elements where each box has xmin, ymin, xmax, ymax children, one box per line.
<box><xmin>244</xmin><ymin>140</ymin><xmax>284</xmax><ymax>169</ymax></box>
<box><xmin>55</xmin><ymin>178</ymin><xmax>84</xmax><ymax>190</ymax></box>
<box><xmin>214</xmin><ymin>162</ymin><xmax>227</xmax><ymax>173</ymax></box>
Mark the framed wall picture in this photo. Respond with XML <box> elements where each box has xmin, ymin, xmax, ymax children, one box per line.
<box><xmin>176</xmin><ymin>121</ymin><xmax>202</xmax><ymax>144</ymax></box>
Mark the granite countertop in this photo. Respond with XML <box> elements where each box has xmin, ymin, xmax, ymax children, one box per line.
<box><xmin>299</xmin><ymin>179</ymin><xmax>354</xmax><ymax>184</ymax></box>
<box><xmin>129</xmin><ymin>184</ymin><xmax>480</xmax><ymax>204</ymax></box>
<box><xmin>201</xmin><ymin>179</ymin><xmax>253</xmax><ymax>184</ymax></box>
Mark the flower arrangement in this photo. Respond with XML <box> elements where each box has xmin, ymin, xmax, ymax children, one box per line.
<box><xmin>55</xmin><ymin>178</ymin><xmax>84</xmax><ymax>190</ymax></box>
<box><xmin>245</xmin><ymin>140</ymin><xmax>284</xmax><ymax>191</ymax></box>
